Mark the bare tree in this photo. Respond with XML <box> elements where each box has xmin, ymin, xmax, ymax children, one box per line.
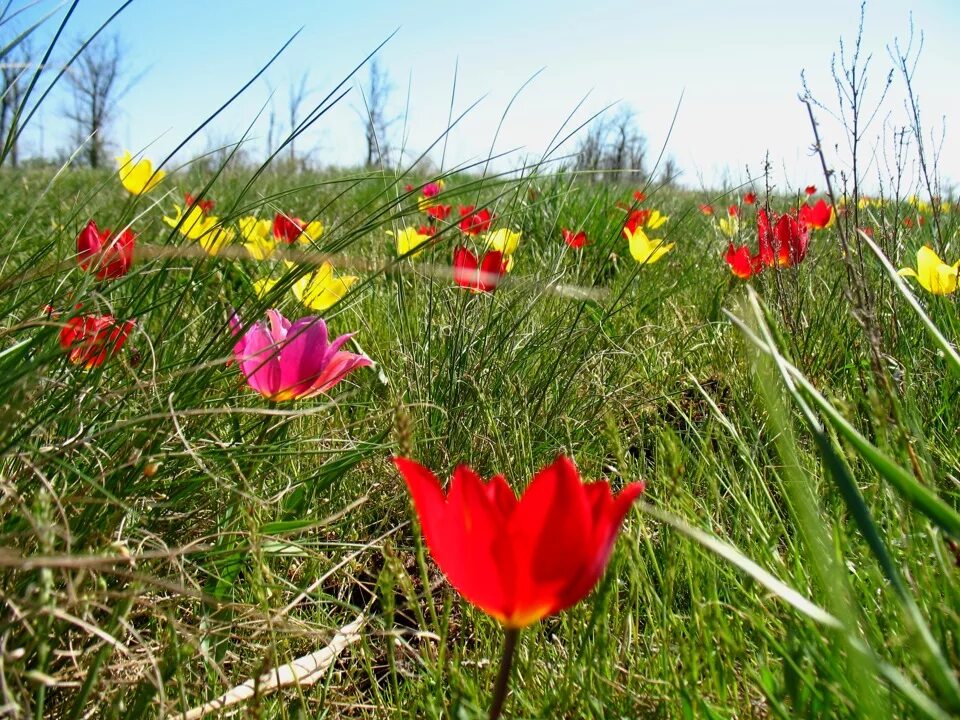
<box><xmin>658</xmin><ymin>157</ymin><xmax>681</xmax><ymax>187</ymax></box>
<box><xmin>1</xmin><ymin>39</ymin><xmax>34</xmax><ymax>168</ymax></box>
<box><xmin>63</xmin><ymin>35</ymin><xmax>129</xmax><ymax>168</ymax></box>
<box><xmin>573</xmin><ymin>106</ymin><xmax>646</xmax><ymax>183</ymax></box>
<box><xmin>357</xmin><ymin>59</ymin><xmax>395</xmax><ymax>168</ymax></box>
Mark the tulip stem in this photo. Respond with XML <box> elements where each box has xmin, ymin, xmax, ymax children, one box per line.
<box><xmin>488</xmin><ymin>627</ymin><xmax>519</xmax><ymax>720</ymax></box>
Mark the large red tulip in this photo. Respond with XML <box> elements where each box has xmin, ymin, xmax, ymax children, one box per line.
<box><xmin>393</xmin><ymin>455</ymin><xmax>644</xmax><ymax>628</ymax></box>
<box><xmin>76</xmin><ymin>220</ymin><xmax>134</xmax><ymax>280</ymax></box>
<box><xmin>758</xmin><ymin>209</ymin><xmax>809</xmax><ymax>267</ymax></box>
<box><xmin>452</xmin><ymin>247</ymin><xmax>507</xmax><ymax>293</ymax></box>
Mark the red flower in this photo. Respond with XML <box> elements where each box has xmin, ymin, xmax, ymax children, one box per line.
<box><xmin>404</xmin><ymin>183</ymin><xmax>415</xmax><ymax>193</ymax></box>
<box><xmin>452</xmin><ymin>246</ymin><xmax>506</xmax><ymax>292</ymax></box>
<box><xmin>418</xmin><ymin>224</ymin><xmax>438</xmax><ymax>237</ymax></box>
<box><xmin>633</xmin><ymin>190</ymin><xmax>646</xmax><ymax>202</ymax></box>
<box><xmin>622</xmin><ymin>209</ymin><xmax>651</xmax><ymax>237</ymax></box>
<box><xmin>393</xmin><ymin>455</ymin><xmax>644</xmax><ymax>628</ymax></box>
<box><xmin>743</xmin><ymin>192</ymin><xmax>757</xmax><ymax>205</ymax></box>
<box><xmin>725</xmin><ymin>243</ymin><xmax>755</xmax><ymax>279</ymax></box>
<box><xmin>727</xmin><ymin>205</ymin><xmax>739</xmax><ymax>217</ymax></box>
<box><xmin>798</xmin><ymin>199</ymin><xmax>833</xmax><ymax>229</ymax></box>
<box><xmin>76</xmin><ymin>220</ymin><xmax>134</xmax><ymax>280</ymax></box>
<box><xmin>458</xmin><ymin>206</ymin><xmax>494</xmax><ymax>235</ymax></box>
<box><xmin>184</xmin><ymin>192</ymin><xmax>215</xmax><ymax>215</ymax></box>
<box><xmin>422</xmin><ymin>182</ymin><xmax>442</xmax><ymax>198</ymax></box>
<box><xmin>903</xmin><ymin>217</ymin><xmax>915</xmax><ymax>229</ymax></box>
<box><xmin>58</xmin><ymin>313</ymin><xmax>135</xmax><ymax>368</ymax></box>
<box><xmin>425</xmin><ymin>204</ymin><xmax>452</xmax><ymax>220</ymax></box>
<box><xmin>699</xmin><ymin>204</ymin><xmax>714</xmax><ymax>216</ymax></box>
<box><xmin>726</xmin><ymin>209</ymin><xmax>810</xmax><ymax>279</ymax></box>
<box><xmin>561</xmin><ymin>228</ymin><xmax>588</xmax><ymax>249</ymax></box>
<box><xmin>758</xmin><ymin>209</ymin><xmax>809</xmax><ymax>267</ymax></box>
<box><xmin>805</xmin><ymin>185</ymin><xmax>817</xmax><ymax>196</ymax></box>
<box><xmin>273</xmin><ymin>213</ymin><xmax>307</xmax><ymax>243</ymax></box>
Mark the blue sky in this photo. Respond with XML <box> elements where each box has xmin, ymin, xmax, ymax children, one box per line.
<box><xmin>13</xmin><ymin>0</ymin><xmax>960</xmax><ymax>193</ymax></box>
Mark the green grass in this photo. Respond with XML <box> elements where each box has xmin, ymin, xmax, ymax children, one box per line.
<box><xmin>0</xmin><ymin>158</ymin><xmax>958</xmax><ymax>719</ymax></box>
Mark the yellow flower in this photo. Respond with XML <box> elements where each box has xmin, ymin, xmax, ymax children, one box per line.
<box><xmin>198</xmin><ymin>227</ymin><xmax>235</xmax><ymax>256</ymax></box>
<box><xmin>253</xmin><ymin>277</ymin><xmax>278</xmax><ymax>298</ymax></box>
<box><xmin>292</xmin><ymin>262</ymin><xmax>358</xmax><ymax>311</ymax></box>
<box><xmin>718</xmin><ymin>215</ymin><xmax>740</xmax><ymax>238</ymax></box>
<box><xmin>239</xmin><ymin>216</ymin><xmax>276</xmax><ymax>260</ymax></box>
<box><xmin>644</xmin><ymin>210</ymin><xmax>669</xmax><ymax>230</ymax></box>
<box><xmin>486</xmin><ymin>228</ymin><xmax>522</xmax><ymax>256</ymax></box>
<box><xmin>116</xmin><ymin>150</ymin><xmax>165</xmax><ymax>195</ymax></box>
<box><xmin>163</xmin><ymin>204</ymin><xmax>233</xmax><ymax>256</ymax></box>
<box><xmin>898</xmin><ymin>246</ymin><xmax>959</xmax><ymax>295</ymax></box>
<box><xmin>626</xmin><ymin>227</ymin><xmax>674</xmax><ymax>265</ymax></box>
<box><xmin>164</xmin><ymin>205</ymin><xmax>217</xmax><ymax>240</ymax></box>
<box><xmin>389</xmin><ymin>226</ymin><xmax>431</xmax><ymax>257</ymax></box>
<box><xmin>298</xmin><ymin>220</ymin><xmax>325</xmax><ymax>244</ymax></box>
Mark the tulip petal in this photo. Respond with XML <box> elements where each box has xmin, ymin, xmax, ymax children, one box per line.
<box><xmin>507</xmin><ymin>456</ymin><xmax>593</xmax><ymax>624</ymax></box>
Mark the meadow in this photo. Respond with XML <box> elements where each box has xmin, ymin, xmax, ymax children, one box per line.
<box><xmin>2</xmin><ymin>9</ymin><xmax>960</xmax><ymax>720</ymax></box>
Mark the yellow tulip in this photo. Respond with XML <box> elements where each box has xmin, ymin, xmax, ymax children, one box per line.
<box><xmin>163</xmin><ymin>205</ymin><xmax>233</xmax><ymax>256</ymax></box>
<box><xmin>389</xmin><ymin>226</ymin><xmax>431</xmax><ymax>257</ymax></box>
<box><xmin>164</xmin><ymin>205</ymin><xmax>217</xmax><ymax>240</ymax></box>
<box><xmin>239</xmin><ymin>216</ymin><xmax>276</xmax><ymax>259</ymax></box>
<box><xmin>299</xmin><ymin>220</ymin><xmax>325</xmax><ymax>244</ymax></box>
<box><xmin>644</xmin><ymin>210</ymin><xmax>669</xmax><ymax>230</ymax></box>
<box><xmin>899</xmin><ymin>246</ymin><xmax>959</xmax><ymax>295</ymax></box>
<box><xmin>292</xmin><ymin>262</ymin><xmax>358</xmax><ymax>311</ymax></box>
<box><xmin>198</xmin><ymin>227</ymin><xmax>235</xmax><ymax>256</ymax></box>
<box><xmin>116</xmin><ymin>150</ymin><xmax>165</xmax><ymax>195</ymax></box>
<box><xmin>253</xmin><ymin>277</ymin><xmax>278</xmax><ymax>298</ymax></box>
<box><xmin>626</xmin><ymin>227</ymin><xmax>674</xmax><ymax>265</ymax></box>
<box><xmin>486</xmin><ymin>228</ymin><xmax>522</xmax><ymax>256</ymax></box>
<box><xmin>718</xmin><ymin>215</ymin><xmax>740</xmax><ymax>238</ymax></box>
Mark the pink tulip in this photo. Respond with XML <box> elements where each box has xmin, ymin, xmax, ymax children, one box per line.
<box><xmin>230</xmin><ymin>310</ymin><xmax>371</xmax><ymax>401</ymax></box>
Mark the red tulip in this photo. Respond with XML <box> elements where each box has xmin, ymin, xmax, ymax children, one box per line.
<box><xmin>727</xmin><ymin>205</ymin><xmax>739</xmax><ymax>217</ymax></box>
<box><xmin>422</xmin><ymin>181</ymin><xmax>442</xmax><ymax>198</ymax></box>
<box><xmin>76</xmin><ymin>220</ymin><xmax>134</xmax><ymax>280</ymax></box>
<box><xmin>184</xmin><ymin>192</ymin><xmax>215</xmax><ymax>215</ymax></box>
<box><xmin>622</xmin><ymin>209</ymin><xmax>651</xmax><ymax>237</ymax></box>
<box><xmin>425</xmin><ymin>204</ymin><xmax>452</xmax><ymax>220</ymax></box>
<box><xmin>725</xmin><ymin>243</ymin><xmax>754</xmax><ymax>279</ymax></box>
<box><xmin>58</xmin><ymin>313</ymin><xmax>135</xmax><ymax>368</ymax></box>
<box><xmin>418</xmin><ymin>224</ymin><xmax>438</xmax><ymax>237</ymax></box>
<box><xmin>699</xmin><ymin>204</ymin><xmax>714</xmax><ymax>216</ymax></box>
<box><xmin>799</xmin><ymin>199</ymin><xmax>833</xmax><ymax>229</ymax></box>
<box><xmin>404</xmin><ymin>183</ymin><xmax>415</xmax><ymax>193</ymax></box>
<box><xmin>273</xmin><ymin>213</ymin><xmax>305</xmax><ymax>243</ymax></box>
<box><xmin>633</xmin><ymin>190</ymin><xmax>646</xmax><ymax>202</ymax></box>
<box><xmin>452</xmin><ymin>247</ymin><xmax>507</xmax><ymax>292</ymax></box>
<box><xmin>561</xmin><ymin>228</ymin><xmax>588</xmax><ymax>249</ymax></box>
<box><xmin>458</xmin><ymin>206</ymin><xmax>494</xmax><ymax>235</ymax></box>
<box><xmin>393</xmin><ymin>455</ymin><xmax>644</xmax><ymax>628</ymax></box>
<box><xmin>804</xmin><ymin>185</ymin><xmax>817</xmax><ymax>196</ymax></box>
<box><xmin>758</xmin><ymin>209</ymin><xmax>809</xmax><ymax>267</ymax></box>
<box><xmin>743</xmin><ymin>192</ymin><xmax>757</xmax><ymax>205</ymax></box>
<box><xmin>727</xmin><ymin>209</ymin><xmax>809</xmax><ymax>279</ymax></box>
